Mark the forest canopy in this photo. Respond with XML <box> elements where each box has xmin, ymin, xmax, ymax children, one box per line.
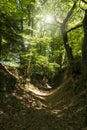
<box><xmin>0</xmin><ymin>0</ymin><xmax>87</xmax><ymax>83</ymax></box>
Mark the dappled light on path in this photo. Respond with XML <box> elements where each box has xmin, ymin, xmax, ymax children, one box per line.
<box><xmin>22</xmin><ymin>83</ymin><xmax>52</xmax><ymax>97</ymax></box>
<box><xmin>0</xmin><ymin>72</ymin><xmax>87</xmax><ymax>130</ymax></box>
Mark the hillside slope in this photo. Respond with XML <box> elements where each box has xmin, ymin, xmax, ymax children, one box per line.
<box><xmin>0</xmin><ymin>64</ymin><xmax>87</xmax><ymax>130</ymax></box>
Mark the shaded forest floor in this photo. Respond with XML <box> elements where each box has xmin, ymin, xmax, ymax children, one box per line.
<box><xmin>0</xmin><ymin>64</ymin><xmax>87</xmax><ymax>130</ymax></box>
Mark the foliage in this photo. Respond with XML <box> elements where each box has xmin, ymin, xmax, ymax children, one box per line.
<box><xmin>30</xmin><ymin>54</ymin><xmax>60</xmax><ymax>79</ymax></box>
<box><xmin>18</xmin><ymin>36</ymin><xmax>61</xmax><ymax>79</ymax></box>
<box><xmin>0</xmin><ymin>0</ymin><xmax>87</xmax><ymax>83</ymax></box>
<box><xmin>68</xmin><ymin>27</ymin><xmax>83</xmax><ymax>56</ymax></box>
<box><xmin>0</xmin><ymin>0</ymin><xmax>24</xmax><ymax>62</ymax></box>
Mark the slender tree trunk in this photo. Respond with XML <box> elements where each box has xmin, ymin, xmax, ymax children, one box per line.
<box><xmin>27</xmin><ymin>5</ymin><xmax>31</xmax><ymax>35</ymax></box>
<box><xmin>82</xmin><ymin>10</ymin><xmax>87</xmax><ymax>77</ymax></box>
<box><xmin>20</xmin><ymin>18</ymin><xmax>23</xmax><ymax>32</ymax></box>
<box><xmin>61</xmin><ymin>25</ymin><xmax>74</xmax><ymax>67</ymax></box>
<box><xmin>31</xmin><ymin>11</ymin><xmax>34</xmax><ymax>36</ymax></box>
<box><xmin>0</xmin><ymin>34</ymin><xmax>2</xmax><ymax>61</ymax></box>
<box><xmin>27</xmin><ymin>5</ymin><xmax>34</xmax><ymax>36</ymax></box>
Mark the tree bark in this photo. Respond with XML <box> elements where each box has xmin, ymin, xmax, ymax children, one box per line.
<box><xmin>0</xmin><ymin>34</ymin><xmax>2</xmax><ymax>61</ymax></box>
<box><xmin>61</xmin><ymin>2</ymin><xmax>77</xmax><ymax>70</ymax></box>
<box><xmin>61</xmin><ymin>25</ymin><xmax>74</xmax><ymax>66</ymax></box>
<box><xmin>82</xmin><ymin>10</ymin><xmax>87</xmax><ymax>77</ymax></box>
<box><xmin>20</xmin><ymin>18</ymin><xmax>23</xmax><ymax>32</ymax></box>
<box><xmin>27</xmin><ymin>3</ymin><xmax>34</xmax><ymax>36</ymax></box>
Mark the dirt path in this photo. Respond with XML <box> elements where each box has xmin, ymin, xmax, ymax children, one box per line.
<box><xmin>0</xmin><ymin>63</ymin><xmax>87</xmax><ymax>130</ymax></box>
<box><xmin>24</xmin><ymin>83</ymin><xmax>51</xmax><ymax>96</ymax></box>
<box><xmin>0</xmin><ymin>81</ymin><xmax>87</xmax><ymax>130</ymax></box>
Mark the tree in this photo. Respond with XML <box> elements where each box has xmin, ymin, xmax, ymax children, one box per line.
<box><xmin>0</xmin><ymin>0</ymin><xmax>25</xmax><ymax>61</ymax></box>
<box><xmin>81</xmin><ymin>0</ymin><xmax>87</xmax><ymax>79</ymax></box>
<box><xmin>1</xmin><ymin>0</ymin><xmax>87</xmax><ymax>83</ymax></box>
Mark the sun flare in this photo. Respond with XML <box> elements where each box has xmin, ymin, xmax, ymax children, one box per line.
<box><xmin>43</xmin><ymin>14</ymin><xmax>54</xmax><ymax>23</ymax></box>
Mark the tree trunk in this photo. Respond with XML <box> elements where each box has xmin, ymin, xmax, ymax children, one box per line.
<box><xmin>27</xmin><ymin>4</ymin><xmax>31</xmax><ymax>35</ymax></box>
<box><xmin>27</xmin><ymin>4</ymin><xmax>34</xmax><ymax>36</ymax></box>
<box><xmin>82</xmin><ymin>10</ymin><xmax>87</xmax><ymax>78</ymax></box>
<box><xmin>61</xmin><ymin>25</ymin><xmax>74</xmax><ymax>67</ymax></box>
<box><xmin>20</xmin><ymin>18</ymin><xmax>23</xmax><ymax>32</ymax></box>
<box><xmin>0</xmin><ymin>34</ymin><xmax>2</xmax><ymax>61</ymax></box>
<box><xmin>60</xmin><ymin>2</ymin><xmax>76</xmax><ymax>72</ymax></box>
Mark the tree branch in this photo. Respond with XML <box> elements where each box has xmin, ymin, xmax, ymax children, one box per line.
<box><xmin>82</xmin><ymin>0</ymin><xmax>87</xmax><ymax>4</ymax></box>
<box><xmin>67</xmin><ymin>22</ymin><xmax>82</xmax><ymax>33</ymax></box>
<box><xmin>63</xmin><ymin>2</ymin><xmax>77</xmax><ymax>25</ymax></box>
<box><xmin>79</xmin><ymin>0</ymin><xmax>87</xmax><ymax>11</ymax></box>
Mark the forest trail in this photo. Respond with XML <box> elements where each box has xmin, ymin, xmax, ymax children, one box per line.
<box><xmin>23</xmin><ymin>83</ymin><xmax>51</xmax><ymax>97</ymax></box>
<box><xmin>0</xmin><ymin>64</ymin><xmax>87</xmax><ymax>130</ymax></box>
<box><xmin>0</xmin><ymin>79</ymin><xmax>87</xmax><ymax>130</ymax></box>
